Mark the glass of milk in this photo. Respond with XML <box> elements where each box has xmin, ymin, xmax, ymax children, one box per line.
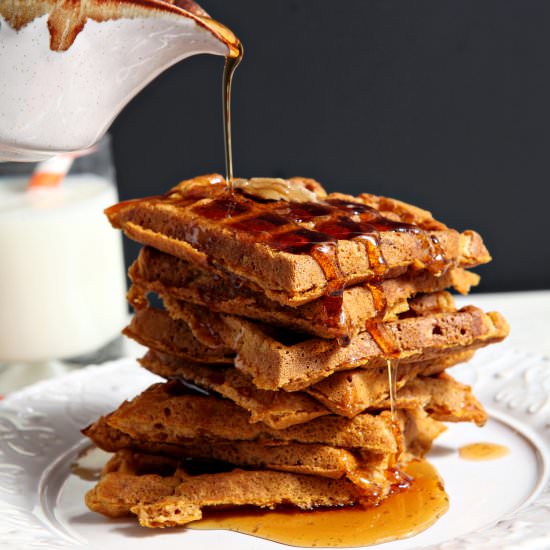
<box><xmin>0</xmin><ymin>136</ymin><xmax>127</xmax><ymax>373</ymax></box>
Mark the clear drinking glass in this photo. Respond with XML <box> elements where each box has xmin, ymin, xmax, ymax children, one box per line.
<box><xmin>0</xmin><ymin>135</ymin><xmax>127</xmax><ymax>387</ymax></box>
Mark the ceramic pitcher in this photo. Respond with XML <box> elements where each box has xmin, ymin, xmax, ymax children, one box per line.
<box><xmin>0</xmin><ymin>0</ymin><xmax>238</xmax><ymax>161</ymax></box>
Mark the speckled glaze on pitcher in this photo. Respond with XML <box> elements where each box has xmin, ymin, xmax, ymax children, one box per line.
<box><xmin>0</xmin><ymin>0</ymin><xmax>239</xmax><ymax>161</ymax></box>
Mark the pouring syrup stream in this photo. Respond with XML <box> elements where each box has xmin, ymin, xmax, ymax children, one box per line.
<box><xmin>222</xmin><ymin>42</ymin><xmax>244</xmax><ymax>191</ymax></box>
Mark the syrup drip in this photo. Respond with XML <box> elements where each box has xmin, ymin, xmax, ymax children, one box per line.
<box><xmin>359</xmin><ymin>233</ymin><xmax>389</xmax><ymax>278</ymax></box>
<box><xmin>190</xmin><ymin>459</ymin><xmax>449</xmax><ymax>548</ymax></box>
<box><xmin>222</xmin><ymin>42</ymin><xmax>244</xmax><ymax>192</ymax></box>
<box><xmin>310</xmin><ymin>242</ymin><xmax>350</xmax><ymax>346</ymax></box>
<box><xmin>366</xmin><ymin>281</ymin><xmax>387</xmax><ymax>318</ymax></box>
<box><xmin>418</xmin><ymin>232</ymin><xmax>448</xmax><ymax>275</ymax></box>
<box><xmin>365</xmin><ymin>321</ymin><xmax>400</xmax><ymax>357</ymax></box>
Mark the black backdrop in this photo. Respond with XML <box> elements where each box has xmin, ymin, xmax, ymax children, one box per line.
<box><xmin>111</xmin><ymin>0</ymin><xmax>550</xmax><ymax>292</ymax></box>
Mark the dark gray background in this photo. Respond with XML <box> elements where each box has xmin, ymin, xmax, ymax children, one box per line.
<box><xmin>111</xmin><ymin>0</ymin><xmax>550</xmax><ymax>292</ymax></box>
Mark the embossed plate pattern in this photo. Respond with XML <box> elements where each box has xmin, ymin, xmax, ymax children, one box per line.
<box><xmin>1</xmin><ymin>346</ymin><xmax>549</xmax><ymax>550</ymax></box>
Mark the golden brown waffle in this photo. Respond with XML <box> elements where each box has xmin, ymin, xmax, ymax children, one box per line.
<box><xmin>139</xmin><ymin>350</ymin><xmax>328</xmax><ymax>429</ymax></box>
<box><xmin>129</xmin><ymin>246</ymin><xmax>480</xmax><ymax>339</ymax></box>
<box><xmin>123</xmin><ymin>307</ymin><xmax>233</xmax><ymax>364</ymax></box>
<box><xmin>105</xmin><ymin>174</ymin><xmax>491</xmax><ymax>307</ymax></box>
<box><xmin>386</xmin><ymin>373</ymin><xmax>487</xmax><ymax>426</ymax></box>
<box><xmin>83</xmin><ymin>420</ymin><xmax>391</xmax><ymax>480</ymax></box>
<box><xmin>101</xmin><ymin>381</ymin><xmax>404</xmax><ymax>453</ymax></box>
<box><xmin>85</xmin><ymin>409</ymin><xmax>444</xmax><ymax>474</ymax></box>
<box><xmin>173</xmin><ymin>300</ymin><xmax>508</xmax><ymax>391</ymax></box>
<box><xmin>126</xmin><ymin>300</ymin><xmax>508</xmax><ymax>391</ymax></box>
<box><xmin>85</xmin><ymin>450</ymin><xmax>186</xmax><ymax>519</ymax></box>
<box><xmin>86</xmin><ymin>453</ymin><xmax>385</xmax><ymax>527</ymax></box>
<box><xmin>309</xmin><ymin>350</ymin><xmax>475</xmax><ymax>416</ymax></box>
<box><xmin>139</xmin><ymin>349</ymin><xmax>481</xmax><ymax>423</ymax></box>
<box><xmin>95</xmin><ymin>379</ymin><xmax>474</xmax><ymax>455</ymax></box>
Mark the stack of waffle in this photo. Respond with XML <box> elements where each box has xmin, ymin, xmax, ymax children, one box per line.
<box><xmin>84</xmin><ymin>174</ymin><xmax>508</xmax><ymax>528</ymax></box>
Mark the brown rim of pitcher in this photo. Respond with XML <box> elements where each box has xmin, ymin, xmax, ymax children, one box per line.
<box><xmin>0</xmin><ymin>0</ymin><xmax>240</xmax><ymax>57</ymax></box>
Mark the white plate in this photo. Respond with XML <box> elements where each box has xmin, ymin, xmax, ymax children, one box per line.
<box><xmin>1</xmin><ymin>346</ymin><xmax>550</xmax><ymax>550</ymax></box>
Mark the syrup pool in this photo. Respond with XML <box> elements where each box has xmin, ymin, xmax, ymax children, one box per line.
<box><xmin>190</xmin><ymin>460</ymin><xmax>448</xmax><ymax>548</ymax></box>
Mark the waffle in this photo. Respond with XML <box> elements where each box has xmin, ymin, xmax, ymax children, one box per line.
<box><xmin>86</xmin><ymin>450</ymin><xmax>186</xmax><ymax>519</ymax></box>
<box><xmin>125</xmin><ymin>299</ymin><xmax>508</xmax><ymax>390</ymax></box>
<box><xmin>309</xmin><ymin>349</ymin><xmax>475</xmax><ymax>416</ymax></box>
<box><xmin>123</xmin><ymin>307</ymin><xmax>233</xmax><ymax>364</ymax></box>
<box><xmin>105</xmin><ymin>174</ymin><xmax>491</xmax><ymax>307</ymax></box>
<box><xmin>173</xmin><ymin>300</ymin><xmax>507</xmax><ymax>391</ymax></box>
<box><xmin>83</xmin><ymin>420</ymin><xmax>390</xmax><ymax>480</ymax></box>
<box><xmin>128</xmin><ymin>246</ymin><xmax>480</xmax><ymax>339</ymax></box>
<box><xmin>86</xmin><ymin>454</ymin><xmax>385</xmax><ymax>526</ymax></box>
<box><xmin>388</xmin><ymin>373</ymin><xmax>487</xmax><ymax>425</ymax></box>
<box><xmin>139</xmin><ymin>349</ymin><xmax>480</xmax><ymax>424</ymax></box>
<box><xmin>93</xmin><ymin>376</ymin><xmax>478</xmax><ymax>456</ymax></box>
<box><xmin>139</xmin><ymin>350</ymin><xmax>329</xmax><ymax>429</ymax></box>
<box><xmin>100</xmin><ymin>381</ymin><xmax>403</xmax><ymax>453</ymax></box>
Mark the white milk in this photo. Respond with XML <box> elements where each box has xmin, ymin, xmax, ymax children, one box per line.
<box><xmin>0</xmin><ymin>175</ymin><xmax>127</xmax><ymax>361</ymax></box>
